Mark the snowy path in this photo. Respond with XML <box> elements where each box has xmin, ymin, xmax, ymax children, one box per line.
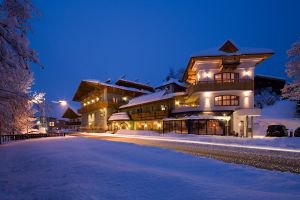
<box><xmin>1</xmin><ymin>136</ymin><xmax>300</xmax><ymax>200</ymax></box>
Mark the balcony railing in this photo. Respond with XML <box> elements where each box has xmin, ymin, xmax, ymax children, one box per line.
<box><xmin>189</xmin><ymin>79</ymin><xmax>253</xmax><ymax>93</ymax></box>
<box><xmin>130</xmin><ymin>110</ymin><xmax>169</xmax><ymax>120</ymax></box>
<box><xmin>78</xmin><ymin>101</ymin><xmax>111</xmax><ymax>114</ymax></box>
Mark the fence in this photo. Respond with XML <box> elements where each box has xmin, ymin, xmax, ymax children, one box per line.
<box><xmin>0</xmin><ymin>133</ymin><xmax>65</xmax><ymax>144</ymax></box>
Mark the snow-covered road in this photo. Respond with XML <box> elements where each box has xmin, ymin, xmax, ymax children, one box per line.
<box><xmin>1</xmin><ymin>136</ymin><xmax>300</xmax><ymax>200</ymax></box>
<box><xmin>87</xmin><ymin>132</ymin><xmax>300</xmax><ymax>153</ymax></box>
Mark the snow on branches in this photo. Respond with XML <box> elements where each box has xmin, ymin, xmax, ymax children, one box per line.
<box><xmin>0</xmin><ymin>0</ymin><xmax>39</xmax><ymax>134</ymax></box>
<box><xmin>282</xmin><ymin>38</ymin><xmax>300</xmax><ymax>101</ymax></box>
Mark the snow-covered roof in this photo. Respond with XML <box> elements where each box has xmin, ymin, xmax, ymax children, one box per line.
<box><xmin>192</xmin><ymin>40</ymin><xmax>273</xmax><ymax>58</ymax></box>
<box><xmin>192</xmin><ymin>47</ymin><xmax>274</xmax><ymax>58</ymax></box>
<box><xmin>255</xmin><ymin>74</ymin><xmax>286</xmax><ymax>82</ymax></box>
<box><xmin>84</xmin><ymin>80</ymin><xmax>151</xmax><ymax>94</ymax></box>
<box><xmin>164</xmin><ymin>115</ymin><xmax>231</xmax><ymax>121</ymax></box>
<box><xmin>120</xmin><ymin>90</ymin><xmax>186</xmax><ymax>109</ymax></box>
<box><xmin>73</xmin><ymin>80</ymin><xmax>149</xmax><ymax>101</ymax></box>
<box><xmin>108</xmin><ymin>112</ymin><xmax>130</xmax><ymax>121</ymax></box>
<box><xmin>156</xmin><ymin>78</ymin><xmax>186</xmax><ymax>88</ymax></box>
<box><xmin>62</xmin><ymin>107</ymin><xmax>81</xmax><ymax>119</ymax></box>
<box><xmin>115</xmin><ymin>79</ymin><xmax>155</xmax><ymax>92</ymax></box>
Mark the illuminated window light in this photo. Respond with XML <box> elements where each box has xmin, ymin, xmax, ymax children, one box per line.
<box><xmin>175</xmin><ymin>100</ymin><xmax>180</xmax><ymax>106</ymax></box>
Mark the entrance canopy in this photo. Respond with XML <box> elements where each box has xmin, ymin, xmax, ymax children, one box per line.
<box><xmin>163</xmin><ymin>115</ymin><xmax>231</xmax><ymax>121</ymax></box>
<box><xmin>234</xmin><ymin>108</ymin><xmax>261</xmax><ymax>116</ymax></box>
<box><xmin>108</xmin><ymin>112</ymin><xmax>130</xmax><ymax>121</ymax></box>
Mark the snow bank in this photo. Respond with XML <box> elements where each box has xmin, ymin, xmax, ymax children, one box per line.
<box><xmin>0</xmin><ymin>137</ymin><xmax>300</xmax><ymax>200</ymax></box>
<box><xmin>254</xmin><ymin>100</ymin><xmax>300</xmax><ymax>136</ymax></box>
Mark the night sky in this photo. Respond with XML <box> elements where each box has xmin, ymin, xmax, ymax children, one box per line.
<box><xmin>30</xmin><ymin>0</ymin><xmax>300</xmax><ymax>108</ymax></box>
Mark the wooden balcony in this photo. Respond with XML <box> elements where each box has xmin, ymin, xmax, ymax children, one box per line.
<box><xmin>130</xmin><ymin>110</ymin><xmax>169</xmax><ymax>120</ymax></box>
<box><xmin>78</xmin><ymin>101</ymin><xmax>111</xmax><ymax>114</ymax></box>
<box><xmin>189</xmin><ymin>79</ymin><xmax>253</xmax><ymax>93</ymax></box>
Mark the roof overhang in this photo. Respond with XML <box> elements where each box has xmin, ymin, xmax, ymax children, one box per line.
<box><xmin>234</xmin><ymin>108</ymin><xmax>261</xmax><ymax>116</ymax></box>
<box><xmin>182</xmin><ymin>52</ymin><xmax>274</xmax><ymax>82</ymax></box>
<box><xmin>62</xmin><ymin>107</ymin><xmax>81</xmax><ymax>119</ymax></box>
<box><xmin>72</xmin><ymin>81</ymin><xmax>101</xmax><ymax>102</ymax></box>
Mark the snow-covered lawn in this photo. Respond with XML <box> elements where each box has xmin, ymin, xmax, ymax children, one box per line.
<box><xmin>1</xmin><ymin>137</ymin><xmax>300</xmax><ymax>200</ymax></box>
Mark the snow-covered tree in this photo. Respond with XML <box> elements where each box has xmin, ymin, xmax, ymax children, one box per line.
<box><xmin>282</xmin><ymin>38</ymin><xmax>300</xmax><ymax>100</ymax></box>
<box><xmin>165</xmin><ymin>67</ymin><xmax>185</xmax><ymax>81</ymax></box>
<box><xmin>0</xmin><ymin>0</ymin><xmax>39</xmax><ymax>134</ymax></box>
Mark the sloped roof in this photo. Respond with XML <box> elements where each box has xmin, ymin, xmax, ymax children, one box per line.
<box><xmin>62</xmin><ymin>107</ymin><xmax>81</xmax><ymax>119</ymax></box>
<box><xmin>115</xmin><ymin>79</ymin><xmax>155</xmax><ymax>92</ymax></box>
<box><xmin>72</xmin><ymin>80</ymin><xmax>149</xmax><ymax>102</ymax></box>
<box><xmin>183</xmin><ymin>40</ymin><xmax>274</xmax><ymax>82</ymax></box>
<box><xmin>156</xmin><ymin>78</ymin><xmax>186</xmax><ymax>89</ymax></box>
<box><xmin>120</xmin><ymin>90</ymin><xmax>186</xmax><ymax>109</ymax></box>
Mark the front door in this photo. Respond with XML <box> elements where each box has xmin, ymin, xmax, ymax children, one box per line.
<box><xmin>239</xmin><ymin>121</ymin><xmax>245</xmax><ymax>137</ymax></box>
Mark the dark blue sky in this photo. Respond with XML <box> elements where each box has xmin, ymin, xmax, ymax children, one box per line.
<box><xmin>30</xmin><ymin>0</ymin><xmax>300</xmax><ymax>107</ymax></box>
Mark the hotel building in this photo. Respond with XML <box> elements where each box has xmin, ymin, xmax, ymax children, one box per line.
<box><xmin>73</xmin><ymin>40</ymin><xmax>273</xmax><ymax>137</ymax></box>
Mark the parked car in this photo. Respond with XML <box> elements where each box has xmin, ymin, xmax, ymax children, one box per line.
<box><xmin>266</xmin><ymin>125</ymin><xmax>288</xmax><ymax>137</ymax></box>
<box><xmin>294</xmin><ymin>127</ymin><xmax>300</xmax><ymax>137</ymax></box>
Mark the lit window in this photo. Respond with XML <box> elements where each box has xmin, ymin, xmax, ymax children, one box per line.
<box><xmin>112</xmin><ymin>97</ymin><xmax>118</xmax><ymax>103</ymax></box>
<box><xmin>214</xmin><ymin>73</ymin><xmax>239</xmax><ymax>83</ymax></box>
<box><xmin>214</xmin><ymin>95</ymin><xmax>239</xmax><ymax>106</ymax></box>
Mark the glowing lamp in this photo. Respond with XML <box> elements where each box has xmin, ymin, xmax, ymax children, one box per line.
<box><xmin>59</xmin><ymin>100</ymin><xmax>67</xmax><ymax>106</ymax></box>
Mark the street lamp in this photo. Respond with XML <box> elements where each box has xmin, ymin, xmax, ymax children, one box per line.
<box><xmin>58</xmin><ymin>100</ymin><xmax>67</xmax><ymax>106</ymax></box>
<box><xmin>52</xmin><ymin>100</ymin><xmax>68</xmax><ymax>106</ymax></box>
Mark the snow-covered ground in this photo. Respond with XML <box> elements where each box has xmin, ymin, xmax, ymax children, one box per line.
<box><xmin>112</xmin><ymin>130</ymin><xmax>300</xmax><ymax>150</ymax></box>
<box><xmin>254</xmin><ymin>100</ymin><xmax>300</xmax><ymax>136</ymax></box>
<box><xmin>0</xmin><ymin>137</ymin><xmax>300</xmax><ymax>200</ymax></box>
<box><xmin>106</xmin><ymin>100</ymin><xmax>300</xmax><ymax>150</ymax></box>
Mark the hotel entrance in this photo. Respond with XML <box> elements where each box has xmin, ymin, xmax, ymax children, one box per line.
<box><xmin>163</xmin><ymin>118</ymin><xmax>227</xmax><ymax>135</ymax></box>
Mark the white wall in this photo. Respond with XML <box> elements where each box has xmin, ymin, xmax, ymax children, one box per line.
<box><xmin>196</xmin><ymin>90</ymin><xmax>254</xmax><ymax>112</ymax></box>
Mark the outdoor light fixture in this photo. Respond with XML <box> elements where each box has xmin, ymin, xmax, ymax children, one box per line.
<box><xmin>243</xmin><ymin>91</ymin><xmax>251</xmax><ymax>97</ymax></box>
<box><xmin>243</xmin><ymin>69</ymin><xmax>251</xmax><ymax>77</ymax></box>
<box><xmin>204</xmin><ymin>92</ymin><xmax>211</xmax><ymax>98</ymax></box>
<box><xmin>58</xmin><ymin>100</ymin><xmax>67</xmax><ymax>106</ymax></box>
<box><xmin>204</xmin><ymin>71</ymin><xmax>211</xmax><ymax>79</ymax></box>
<box><xmin>197</xmin><ymin>73</ymin><xmax>201</xmax><ymax>81</ymax></box>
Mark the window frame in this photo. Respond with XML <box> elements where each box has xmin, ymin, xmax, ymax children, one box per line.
<box><xmin>214</xmin><ymin>95</ymin><xmax>239</xmax><ymax>106</ymax></box>
<box><xmin>214</xmin><ymin>72</ymin><xmax>239</xmax><ymax>83</ymax></box>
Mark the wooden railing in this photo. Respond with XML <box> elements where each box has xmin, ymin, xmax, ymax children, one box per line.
<box><xmin>78</xmin><ymin>101</ymin><xmax>110</xmax><ymax>114</ymax></box>
<box><xmin>0</xmin><ymin>133</ymin><xmax>65</xmax><ymax>144</ymax></box>
<box><xmin>130</xmin><ymin>111</ymin><xmax>169</xmax><ymax>120</ymax></box>
<box><xmin>189</xmin><ymin>79</ymin><xmax>253</xmax><ymax>93</ymax></box>
<box><xmin>65</xmin><ymin>121</ymin><xmax>81</xmax><ymax>126</ymax></box>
